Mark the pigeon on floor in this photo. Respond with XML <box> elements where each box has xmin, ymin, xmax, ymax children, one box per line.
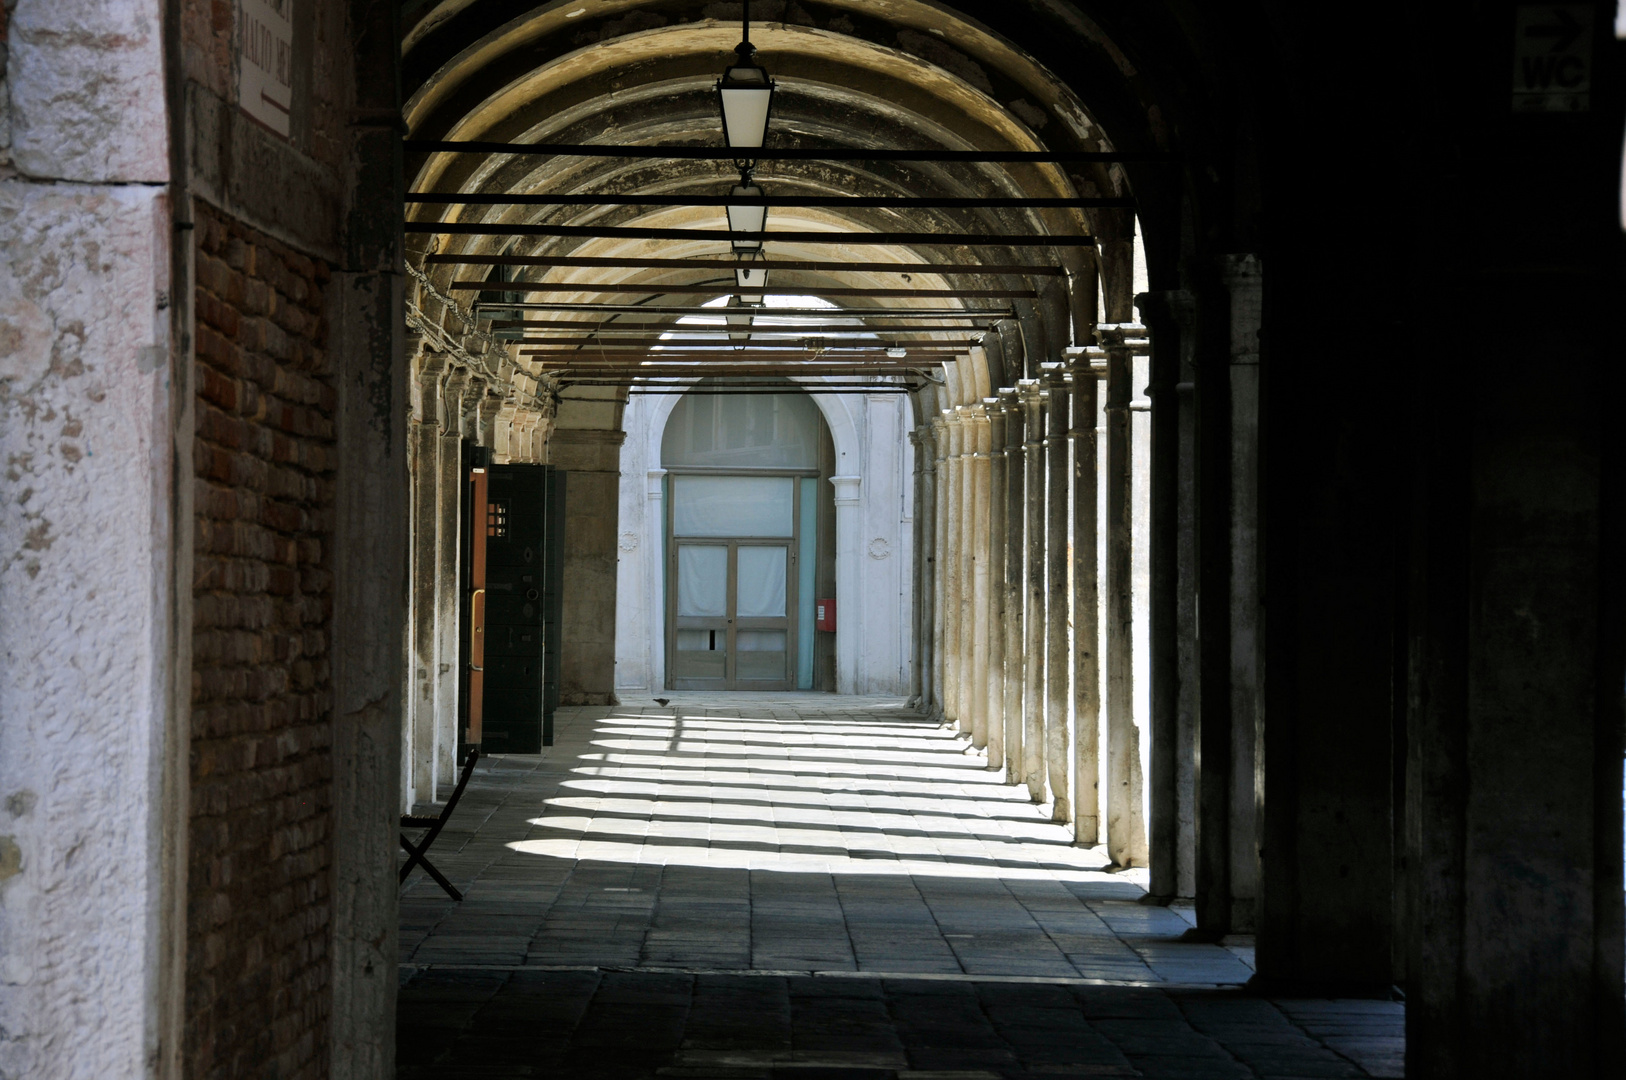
<box><xmin>654</xmin><ymin>698</ymin><xmax>670</xmax><ymax>707</ymax></box>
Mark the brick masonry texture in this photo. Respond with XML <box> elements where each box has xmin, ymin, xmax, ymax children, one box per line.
<box><xmin>188</xmin><ymin>201</ymin><xmax>336</xmax><ymax>1080</ymax></box>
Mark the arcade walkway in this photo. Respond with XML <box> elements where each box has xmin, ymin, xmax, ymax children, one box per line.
<box><xmin>397</xmin><ymin>695</ymin><xmax>1402</xmax><ymax>1079</ymax></box>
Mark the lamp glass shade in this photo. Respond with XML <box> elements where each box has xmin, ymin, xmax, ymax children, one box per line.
<box><xmin>726</xmin><ymin>184</ymin><xmax>767</xmax><ymax>252</ymax></box>
<box><xmin>735</xmin><ymin>265</ymin><xmax>769</xmax><ymax>290</ymax></box>
<box><xmin>718</xmin><ymin>64</ymin><xmax>774</xmax><ymax>150</ymax></box>
<box><xmin>725</xmin><ymin>296</ymin><xmax>755</xmax><ymax>345</ymax></box>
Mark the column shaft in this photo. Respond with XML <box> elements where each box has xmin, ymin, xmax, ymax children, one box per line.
<box><xmin>1103</xmin><ymin>326</ymin><xmax>1147</xmax><ymax>865</ymax></box>
<box><xmin>1044</xmin><ymin>366</ymin><xmax>1072</xmax><ymax>823</ymax></box>
<box><xmin>956</xmin><ymin>406</ymin><xmax>977</xmax><ymax>735</ymax></box>
<box><xmin>985</xmin><ymin>402</ymin><xmax>1008</xmax><ymax>771</ymax></box>
<box><xmin>969</xmin><ymin>407</ymin><xmax>992</xmax><ymax>747</ymax></box>
<box><xmin>1071</xmin><ymin>360</ymin><xmax>1103</xmax><ymax>843</ymax></box>
<box><xmin>931</xmin><ymin>418</ymin><xmax>950</xmax><ymax>721</ymax></box>
<box><xmin>916</xmin><ymin>426</ymin><xmax>938</xmax><ymax>715</ymax></box>
<box><xmin>1138</xmin><ymin>292</ymin><xmax>1194</xmax><ymax>901</ymax></box>
<box><xmin>941</xmin><ymin>414</ymin><xmax>963</xmax><ymax>725</ymax></box>
<box><xmin>1021</xmin><ymin>381</ymin><xmax>1048</xmax><ymax>802</ymax></box>
<box><xmin>1001</xmin><ymin>391</ymin><xmax>1026</xmax><ymax>783</ymax></box>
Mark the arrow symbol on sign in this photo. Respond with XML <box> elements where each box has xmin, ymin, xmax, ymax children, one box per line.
<box><xmin>1525</xmin><ymin>7</ymin><xmax>1584</xmax><ymax>53</ymax></box>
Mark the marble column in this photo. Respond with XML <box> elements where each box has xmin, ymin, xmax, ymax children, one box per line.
<box><xmin>931</xmin><ymin>414</ymin><xmax>950</xmax><ymax>722</ymax></box>
<box><xmin>1070</xmin><ymin>350</ymin><xmax>1103</xmax><ymax>844</ymax></box>
<box><xmin>968</xmin><ymin>405</ymin><xmax>992</xmax><ymax>748</ymax></box>
<box><xmin>984</xmin><ymin>400</ymin><xmax>1008</xmax><ymax>772</ymax></box>
<box><xmin>915</xmin><ymin>424</ymin><xmax>938</xmax><ymax>715</ymax></box>
<box><xmin>941</xmin><ymin>409</ymin><xmax>964</xmax><ymax>727</ymax></box>
<box><xmin>1021</xmin><ymin>380</ymin><xmax>1048</xmax><ymax>802</ymax></box>
<box><xmin>1000</xmin><ymin>389</ymin><xmax>1026</xmax><ymax>784</ymax></box>
<box><xmin>1137</xmin><ymin>290</ymin><xmax>1196</xmax><ymax>902</ymax></box>
<box><xmin>435</xmin><ymin>370</ymin><xmax>473</xmax><ymax>781</ymax></box>
<box><xmin>1223</xmin><ymin>257</ymin><xmax>1264</xmax><ymax>931</ymax></box>
<box><xmin>407</xmin><ymin>352</ymin><xmax>446</xmax><ymax>806</ymax></box>
<box><xmin>1043</xmin><ymin>363</ymin><xmax>1072</xmax><ymax>823</ymax></box>
<box><xmin>956</xmin><ymin>404</ymin><xmax>977</xmax><ymax>735</ymax></box>
<box><xmin>1102</xmin><ymin>324</ymin><xmax>1148</xmax><ymax>866</ymax></box>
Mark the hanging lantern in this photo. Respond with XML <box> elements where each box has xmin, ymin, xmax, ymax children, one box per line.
<box><xmin>725</xmin><ymin>295</ymin><xmax>755</xmax><ymax>348</ymax></box>
<box><xmin>735</xmin><ymin>254</ymin><xmax>769</xmax><ymax>302</ymax></box>
<box><xmin>715</xmin><ymin>2</ymin><xmax>775</xmax><ymax>171</ymax></box>
<box><xmin>726</xmin><ymin>181</ymin><xmax>767</xmax><ymax>253</ymax></box>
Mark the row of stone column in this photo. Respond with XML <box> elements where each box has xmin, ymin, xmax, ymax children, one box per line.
<box><xmin>403</xmin><ymin>348</ymin><xmax>555</xmax><ymax>808</ymax></box>
<box><xmin>911</xmin><ymin>331</ymin><xmax>1149</xmax><ymax>860</ymax></box>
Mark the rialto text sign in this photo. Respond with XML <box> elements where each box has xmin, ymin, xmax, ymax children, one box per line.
<box><xmin>1512</xmin><ymin>5</ymin><xmax>1593</xmax><ymax>112</ymax></box>
<box><xmin>238</xmin><ymin>0</ymin><xmax>294</xmax><ymax>135</ymax></box>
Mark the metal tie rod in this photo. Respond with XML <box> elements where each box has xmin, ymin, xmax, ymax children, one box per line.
<box><xmin>491</xmin><ymin>322</ymin><xmax>996</xmax><ymax>334</ymax></box>
<box><xmin>509</xmin><ymin>336</ymin><xmax>977</xmax><ymax>346</ymax></box>
<box><xmin>454</xmin><ymin>282</ymin><xmax>1034</xmax><ymax>299</ymax></box>
<box><xmin>406</xmin><ymin>193</ymin><xmax>1133</xmax><ymax>209</ymax></box>
<box><xmin>475</xmin><ymin>303</ymin><xmax>1011</xmax><ymax>317</ymax></box>
<box><xmin>408</xmin><ymin>223</ymin><xmax>1095</xmax><ymax>246</ymax></box>
<box><xmin>403</xmin><ymin>140</ymin><xmax>1176</xmax><ymax>164</ymax></box>
<box><xmin>426</xmin><ymin>254</ymin><xmax>1067</xmax><ymax>276</ymax></box>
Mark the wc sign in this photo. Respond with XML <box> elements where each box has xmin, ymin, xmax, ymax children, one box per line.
<box><xmin>1512</xmin><ymin>5</ymin><xmax>1593</xmax><ymax>112</ymax></box>
<box><xmin>238</xmin><ymin>0</ymin><xmax>294</xmax><ymax>135</ymax></box>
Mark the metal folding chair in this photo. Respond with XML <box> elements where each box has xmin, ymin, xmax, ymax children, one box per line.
<box><xmin>399</xmin><ymin>747</ymin><xmax>480</xmax><ymax>900</ymax></box>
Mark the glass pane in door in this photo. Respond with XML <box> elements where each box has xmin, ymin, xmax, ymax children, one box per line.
<box><xmin>735</xmin><ymin>546</ymin><xmax>787</xmax><ymax>618</ymax></box>
<box><xmin>677</xmin><ymin>545</ymin><xmax>728</xmax><ymax>617</ymax></box>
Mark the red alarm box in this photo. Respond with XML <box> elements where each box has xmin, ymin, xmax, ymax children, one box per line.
<box><xmin>815</xmin><ymin>598</ymin><xmax>836</xmax><ymax>632</ymax></box>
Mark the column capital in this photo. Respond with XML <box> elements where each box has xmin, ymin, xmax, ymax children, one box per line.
<box><xmin>646</xmin><ymin>468</ymin><xmax>667</xmax><ymax>499</ymax></box>
<box><xmin>1096</xmin><ymin>322</ymin><xmax>1149</xmax><ymax>349</ymax></box>
<box><xmin>830</xmin><ymin>475</ymin><xmax>862</xmax><ymax>505</ymax></box>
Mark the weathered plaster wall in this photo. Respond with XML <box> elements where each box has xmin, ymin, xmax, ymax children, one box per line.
<box><xmin>187</xmin><ymin>202</ymin><xmax>336</xmax><ymax>1080</ymax></box>
<box><xmin>0</xmin><ymin>1</ymin><xmax>179</xmax><ymax>1077</ymax></box>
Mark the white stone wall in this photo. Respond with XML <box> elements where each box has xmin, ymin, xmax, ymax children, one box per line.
<box><xmin>0</xmin><ymin>2</ymin><xmax>179</xmax><ymax>1077</ymax></box>
<box><xmin>614</xmin><ymin>383</ymin><xmax>915</xmax><ymax>697</ymax></box>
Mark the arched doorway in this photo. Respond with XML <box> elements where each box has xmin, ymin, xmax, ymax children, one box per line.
<box><xmin>659</xmin><ymin>380</ymin><xmax>833</xmax><ymax>690</ymax></box>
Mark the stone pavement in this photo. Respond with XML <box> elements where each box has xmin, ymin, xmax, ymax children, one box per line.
<box><xmin>397</xmin><ymin>693</ymin><xmax>1403</xmax><ymax>1079</ymax></box>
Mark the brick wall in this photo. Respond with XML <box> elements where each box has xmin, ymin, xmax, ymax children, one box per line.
<box><xmin>188</xmin><ymin>202</ymin><xmax>336</xmax><ymax>1080</ymax></box>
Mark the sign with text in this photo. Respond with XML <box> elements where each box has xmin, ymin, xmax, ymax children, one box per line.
<box><xmin>1512</xmin><ymin>5</ymin><xmax>1593</xmax><ymax>112</ymax></box>
<box><xmin>238</xmin><ymin>0</ymin><xmax>294</xmax><ymax>136</ymax></box>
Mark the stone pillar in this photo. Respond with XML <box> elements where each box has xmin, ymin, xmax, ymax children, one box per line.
<box><xmin>1043</xmin><ymin>364</ymin><xmax>1072</xmax><ymax>823</ymax></box>
<box><xmin>1101</xmin><ymin>324</ymin><xmax>1147</xmax><ymax>866</ymax></box>
<box><xmin>1069</xmin><ymin>351</ymin><xmax>1103</xmax><ymax>844</ymax></box>
<box><xmin>830</xmin><ymin>476</ymin><xmax>864</xmax><ymax>694</ymax></box>
<box><xmin>968</xmin><ymin>406</ymin><xmax>992</xmax><ymax>747</ymax></box>
<box><xmin>549</xmin><ymin>428</ymin><xmax>627</xmax><ymax>705</ymax></box>
<box><xmin>1020</xmin><ymin>380</ymin><xmax>1048</xmax><ymax>802</ymax></box>
<box><xmin>1000</xmin><ymin>390</ymin><xmax>1026</xmax><ymax>783</ymax></box>
<box><xmin>1137</xmin><ymin>291</ymin><xmax>1195</xmax><ymax>901</ymax></box>
<box><xmin>941</xmin><ymin>409</ymin><xmax>964</xmax><ymax>727</ymax></box>
<box><xmin>915</xmin><ymin>425</ymin><xmax>938</xmax><ymax>714</ymax></box>
<box><xmin>1223</xmin><ymin>257</ymin><xmax>1263</xmax><ymax>929</ymax></box>
<box><xmin>434</xmin><ymin>371</ymin><xmax>469</xmax><ymax>784</ymax></box>
<box><xmin>930</xmin><ymin>414</ymin><xmax>950</xmax><ymax>722</ymax></box>
<box><xmin>984</xmin><ymin>401</ymin><xmax>1008</xmax><ymax>771</ymax></box>
<box><xmin>407</xmin><ymin>353</ymin><xmax>446</xmax><ymax>806</ymax></box>
<box><xmin>956</xmin><ymin>405</ymin><xmax>978</xmax><ymax>735</ymax></box>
